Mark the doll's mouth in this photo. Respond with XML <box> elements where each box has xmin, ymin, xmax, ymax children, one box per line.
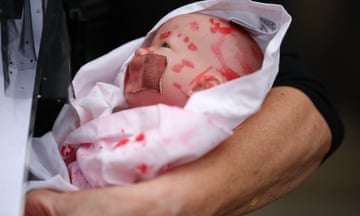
<box><xmin>125</xmin><ymin>53</ymin><xmax>167</xmax><ymax>94</ymax></box>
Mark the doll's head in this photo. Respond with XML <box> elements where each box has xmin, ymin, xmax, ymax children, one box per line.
<box><xmin>124</xmin><ymin>13</ymin><xmax>263</xmax><ymax>108</ymax></box>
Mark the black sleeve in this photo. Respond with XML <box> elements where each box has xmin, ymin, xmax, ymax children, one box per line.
<box><xmin>273</xmin><ymin>53</ymin><xmax>345</xmax><ymax>161</ymax></box>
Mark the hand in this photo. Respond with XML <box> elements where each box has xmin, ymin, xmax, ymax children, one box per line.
<box><xmin>25</xmin><ymin>189</ymin><xmax>58</xmax><ymax>216</ymax></box>
<box><xmin>25</xmin><ymin>175</ymin><xmax>210</xmax><ymax>216</ymax></box>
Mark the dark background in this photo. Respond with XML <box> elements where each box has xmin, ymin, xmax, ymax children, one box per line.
<box><xmin>43</xmin><ymin>0</ymin><xmax>359</xmax><ymax>215</ymax></box>
<box><xmin>250</xmin><ymin>0</ymin><xmax>360</xmax><ymax>215</ymax></box>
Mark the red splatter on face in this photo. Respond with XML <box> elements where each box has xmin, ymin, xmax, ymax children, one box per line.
<box><xmin>159</xmin><ymin>31</ymin><xmax>172</xmax><ymax>40</ymax></box>
<box><xmin>218</xmin><ymin>67</ymin><xmax>240</xmax><ymax>81</ymax></box>
<box><xmin>168</xmin><ymin>21</ymin><xmax>200</xmax><ymax>52</ymax></box>
<box><xmin>189</xmin><ymin>21</ymin><xmax>200</xmax><ymax>31</ymax></box>
<box><xmin>189</xmin><ymin>66</ymin><xmax>213</xmax><ymax>86</ymax></box>
<box><xmin>172</xmin><ymin>59</ymin><xmax>195</xmax><ymax>73</ymax></box>
<box><xmin>208</xmin><ymin>34</ymin><xmax>241</xmax><ymax>81</ymax></box>
<box><xmin>188</xmin><ymin>42</ymin><xmax>197</xmax><ymax>51</ymax></box>
<box><xmin>179</xmin><ymin>35</ymin><xmax>197</xmax><ymax>51</ymax></box>
<box><xmin>143</xmin><ymin>47</ymin><xmax>152</xmax><ymax>53</ymax></box>
<box><xmin>205</xmin><ymin>75</ymin><xmax>220</xmax><ymax>88</ymax></box>
<box><xmin>173</xmin><ymin>82</ymin><xmax>190</xmax><ymax>97</ymax></box>
<box><xmin>173</xmin><ymin>82</ymin><xmax>182</xmax><ymax>90</ymax></box>
<box><xmin>209</xmin><ymin>18</ymin><xmax>233</xmax><ymax>34</ymax></box>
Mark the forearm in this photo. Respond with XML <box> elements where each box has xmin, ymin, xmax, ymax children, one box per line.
<box><xmin>213</xmin><ymin>86</ymin><xmax>331</xmax><ymax>215</ymax></box>
<box><xmin>147</xmin><ymin>86</ymin><xmax>332</xmax><ymax>215</ymax></box>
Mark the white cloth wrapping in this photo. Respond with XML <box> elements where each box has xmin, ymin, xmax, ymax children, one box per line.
<box><xmin>27</xmin><ymin>0</ymin><xmax>291</xmax><ymax>191</ymax></box>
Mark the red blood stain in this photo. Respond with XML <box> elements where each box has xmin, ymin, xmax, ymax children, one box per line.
<box><xmin>208</xmin><ymin>17</ymin><xmax>259</xmax><ymax>78</ymax></box>
<box><xmin>181</xmin><ymin>36</ymin><xmax>197</xmax><ymax>51</ymax></box>
<box><xmin>173</xmin><ymin>82</ymin><xmax>189</xmax><ymax>97</ymax></box>
<box><xmin>209</xmin><ymin>18</ymin><xmax>216</xmax><ymax>25</ymax></box>
<box><xmin>172</xmin><ymin>59</ymin><xmax>195</xmax><ymax>73</ymax></box>
<box><xmin>188</xmin><ymin>42</ymin><xmax>197</xmax><ymax>51</ymax></box>
<box><xmin>135</xmin><ymin>133</ymin><xmax>145</xmax><ymax>142</ymax></box>
<box><xmin>143</xmin><ymin>47</ymin><xmax>152</xmax><ymax>53</ymax></box>
<box><xmin>219</xmin><ymin>67</ymin><xmax>240</xmax><ymax>80</ymax></box>
<box><xmin>160</xmin><ymin>31</ymin><xmax>172</xmax><ymax>40</ymax></box>
<box><xmin>210</xmin><ymin>36</ymin><xmax>240</xmax><ymax>80</ymax></box>
<box><xmin>172</xmin><ymin>64</ymin><xmax>182</xmax><ymax>73</ymax></box>
<box><xmin>233</xmin><ymin>26</ymin><xmax>263</xmax><ymax>71</ymax></box>
<box><xmin>190</xmin><ymin>66</ymin><xmax>213</xmax><ymax>86</ymax></box>
<box><xmin>175</xmin><ymin>29</ymin><xmax>197</xmax><ymax>52</ymax></box>
<box><xmin>173</xmin><ymin>82</ymin><xmax>182</xmax><ymax>90</ymax></box>
<box><xmin>136</xmin><ymin>163</ymin><xmax>148</xmax><ymax>174</ymax></box>
<box><xmin>69</xmin><ymin>171</ymin><xmax>73</xmax><ymax>183</ymax></box>
<box><xmin>182</xmin><ymin>60</ymin><xmax>194</xmax><ymax>68</ymax></box>
<box><xmin>233</xmin><ymin>45</ymin><xmax>257</xmax><ymax>75</ymax></box>
<box><xmin>209</xmin><ymin>18</ymin><xmax>233</xmax><ymax>34</ymax></box>
<box><xmin>189</xmin><ymin>21</ymin><xmax>200</xmax><ymax>31</ymax></box>
<box><xmin>204</xmin><ymin>74</ymin><xmax>220</xmax><ymax>88</ymax></box>
<box><xmin>60</xmin><ymin>144</ymin><xmax>75</xmax><ymax>158</ymax></box>
<box><xmin>113</xmin><ymin>138</ymin><xmax>129</xmax><ymax>149</ymax></box>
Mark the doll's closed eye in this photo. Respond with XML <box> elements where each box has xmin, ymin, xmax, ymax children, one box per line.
<box><xmin>161</xmin><ymin>42</ymin><xmax>170</xmax><ymax>48</ymax></box>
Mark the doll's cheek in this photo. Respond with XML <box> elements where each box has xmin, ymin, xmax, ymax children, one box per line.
<box><xmin>190</xmin><ymin>75</ymin><xmax>223</xmax><ymax>92</ymax></box>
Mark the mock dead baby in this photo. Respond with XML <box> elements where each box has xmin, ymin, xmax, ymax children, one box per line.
<box><xmin>27</xmin><ymin>0</ymin><xmax>291</xmax><ymax>191</ymax></box>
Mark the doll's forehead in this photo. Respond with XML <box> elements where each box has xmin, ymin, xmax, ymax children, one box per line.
<box><xmin>157</xmin><ymin>13</ymin><xmax>227</xmax><ymax>33</ymax></box>
<box><xmin>167</xmin><ymin>13</ymin><xmax>218</xmax><ymax>24</ymax></box>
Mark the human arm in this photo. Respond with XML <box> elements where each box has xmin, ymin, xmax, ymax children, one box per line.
<box><xmin>25</xmin><ymin>54</ymin><xmax>344</xmax><ymax>216</ymax></box>
<box><xmin>25</xmin><ymin>87</ymin><xmax>335</xmax><ymax>216</ymax></box>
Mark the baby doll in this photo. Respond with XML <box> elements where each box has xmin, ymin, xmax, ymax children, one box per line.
<box><xmin>124</xmin><ymin>13</ymin><xmax>263</xmax><ymax>108</ymax></box>
<box><xmin>65</xmin><ymin>12</ymin><xmax>263</xmax><ymax>188</ymax></box>
<box><xmin>27</xmin><ymin>0</ymin><xmax>291</xmax><ymax>192</ymax></box>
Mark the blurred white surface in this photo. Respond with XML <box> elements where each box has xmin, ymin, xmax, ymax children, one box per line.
<box><xmin>0</xmin><ymin>0</ymin><xmax>42</xmax><ymax>215</ymax></box>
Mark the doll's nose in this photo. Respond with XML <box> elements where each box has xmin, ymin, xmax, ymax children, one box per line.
<box><xmin>135</xmin><ymin>47</ymin><xmax>152</xmax><ymax>56</ymax></box>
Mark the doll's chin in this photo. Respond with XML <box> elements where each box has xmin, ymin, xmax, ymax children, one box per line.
<box><xmin>125</xmin><ymin>89</ymin><xmax>186</xmax><ymax>108</ymax></box>
<box><xmin>125</xmin><ymin>89</ymin><xmax>162</xmax><ymax>108</ymax></box>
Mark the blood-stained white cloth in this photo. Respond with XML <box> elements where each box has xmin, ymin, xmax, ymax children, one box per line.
<box><xmin>27</xmin><ymin>0</ymin><xmax>291</xmax><ymax>191</ymax></box>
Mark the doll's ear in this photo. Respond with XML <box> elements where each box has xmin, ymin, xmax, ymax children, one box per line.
<box><xmin>190</xmin><ymin>74</ymin><xmax>223</xmax><ymax>93</ymax></box>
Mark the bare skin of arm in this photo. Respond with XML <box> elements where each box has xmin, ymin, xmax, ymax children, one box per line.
<box><xmin>25</xmin><ymin>86</ymin><xmax>332</xmax><ymax>216</ymax></box>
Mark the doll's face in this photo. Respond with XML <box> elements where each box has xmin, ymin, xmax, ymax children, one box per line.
<box><xmin>124</xmin><ymin>13</ymin><xmax>263</xmax><ymax>108</ymax></box>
